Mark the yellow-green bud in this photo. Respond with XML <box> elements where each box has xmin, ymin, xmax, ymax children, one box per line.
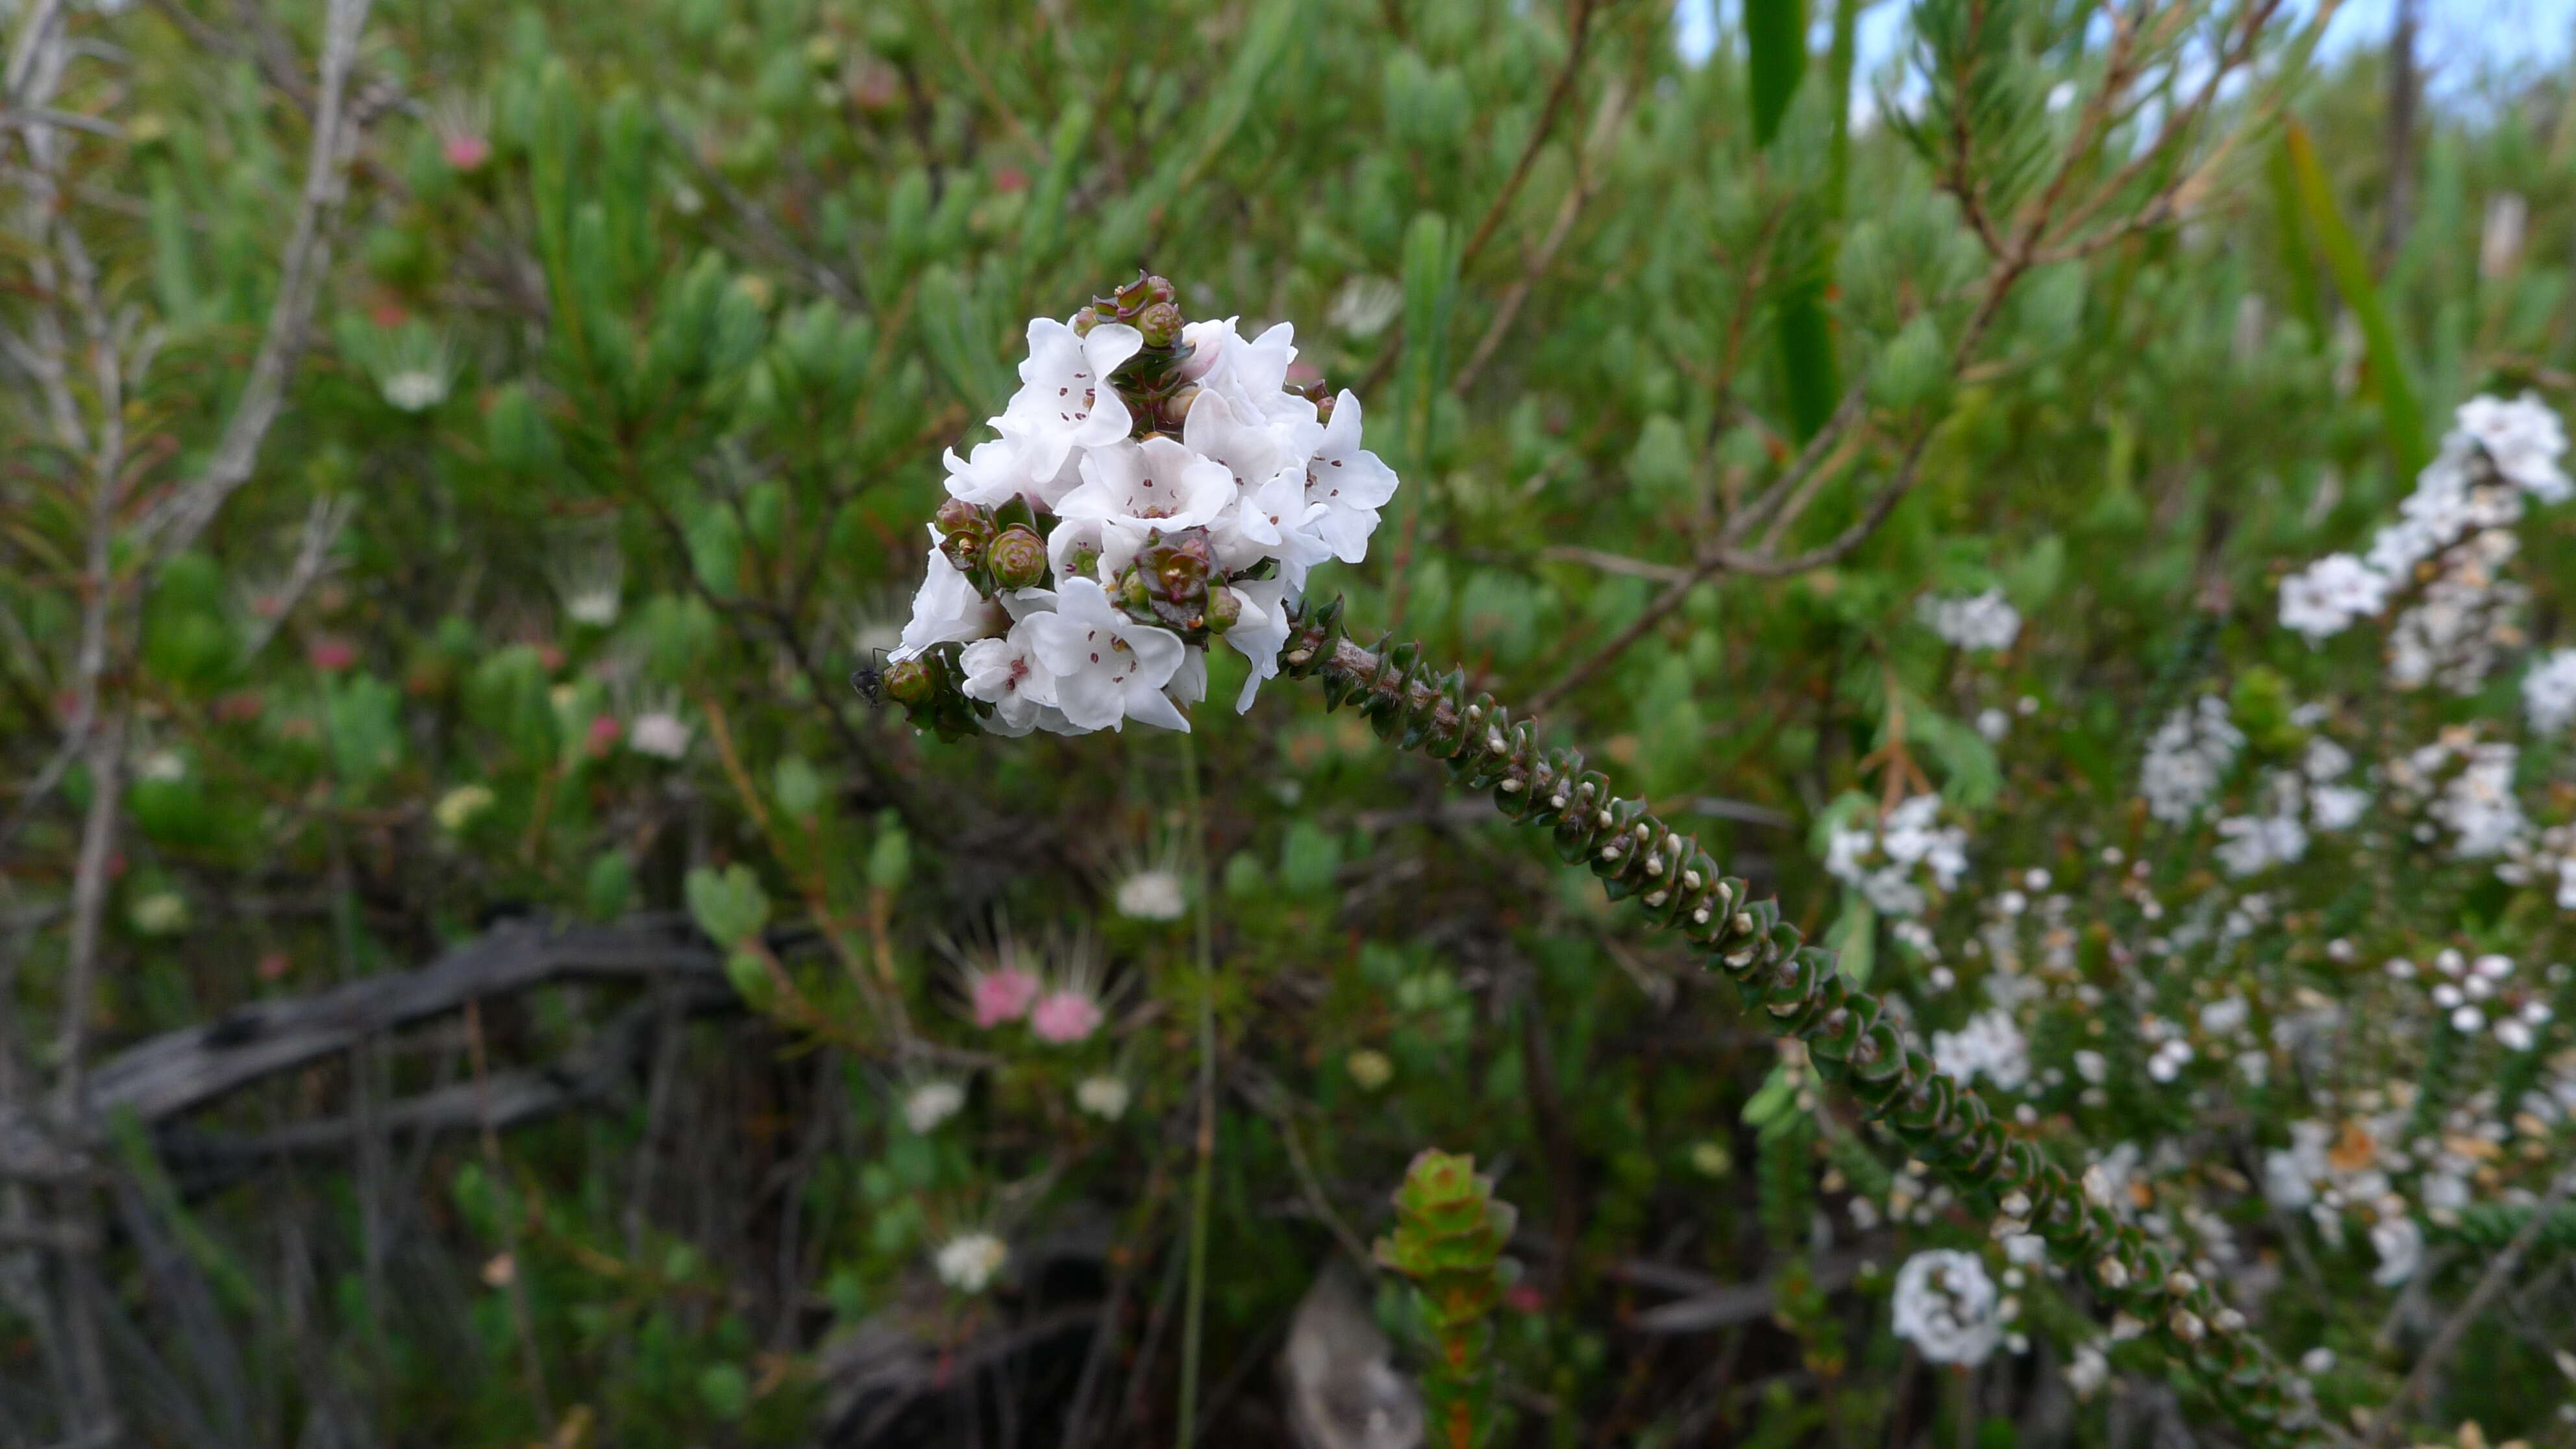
<box><xmin>988</xmin><ymin>525</ymin><xmax>1047</xmax><ymax>591</ymax></box>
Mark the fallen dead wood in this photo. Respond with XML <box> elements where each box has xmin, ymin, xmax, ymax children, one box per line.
<box><xmin>0</xmin><ymin>913</ymin><xmax>732</xmax><ymax>1182</ymax></box>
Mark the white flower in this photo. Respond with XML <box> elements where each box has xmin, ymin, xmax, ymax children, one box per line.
<box><xmin>1023</xmin><ymin>577</ymin><xmax>1189</xmax><ymax>732</ymax></box>
<box><xmin>942</xmin><ymin>434</ymin><xmax>1079</xmax><ymax>512</ymax></box>
<box><xmin>1932</xmin><ymin>1009</ymin><xmax>2030</xmax><ymax>1092</ymax></box>
<box><xmin>1890</xmin><ymin>1250</ymin><xmax>2002</xmax><ymax>1366</ymax></box>
<box><xmin>2368</xmin><ymin>1215</ymin><xmax>2422</xmax><ymax>1287</ymax></box>
<box><xmin>1916</xmin><ymin>588</ymin><xmax>2022</xmax><ymax>651</ymax></box>
<box><xmin>1328</xmin><ymin>275</ymin><xmax>1403</xmax><ymax>337</ymax></box>
<box><xmin>2524</xmin><ymin>649</ymin><xmax>2576</xmax><ymax>734</ymax></box>
<box><xmin>1222</xmin><ymin>577</ymin><xmax>1294</xmax><ymax>712</ymax></box>
<box><xmin>904</xmin><ymin>1080</ymin><xmax>967</xmax><ymax>1133</ymax></box>
<box><xmin>2310</xmin><ymin>783</ymin><xmax>2370</xmax><ymax>831</ymax></box>
<box><xmin>1075</xmin><ymin>1074</ymin><xmax>1132</xmax><ymax>1120</ymax></box>
<box><xmin>1187</xmin><ymin>391</ymin><xmax>1331</xmax><ymax>586</ymax></box>
<box><xmin>628</xmin><ymin>710</ymin><xmax>694</xmax><ymax>760</ymax></box>
<box><xmin>934</xmin><ymin>1231</ymin><xmax>1009</xmax><ymax>1293</ymax></box>
<box><xmin>1113</xmin><ymin>866</ymin><xmax>1187</xmax><ymax>921</ymax></box>
<box><xmin>2065</xmin><ymin>1341</ymin><xmax>2112</xmax><ymax>1398</ymax></box>
<box><xmin>549</xmin><ymin>534</ymin><xmax>625</xmax><ymax>627</ymax></box>
<box><xmin>1178</xmin><ymin>316</ymin><xmax>1304</xmax><ymax>425</ymax></box>
<box><xmin>2140</xmin><ymin>697</ymin><xmax>2243</xmax><ymax>824</ymax></box>
<box><xmin>2431</xmin><ymin>741</ymin><xmax>2527</xmax><ymax>857</ymax></box>
<box><xmin>2278</xmin><ymin>553</ymin><xmax>2390</xmax><ymax>642</ymax></box>
<box><xmin>2456</xmin><ymin>392</ymin><xmax>2571</xmax><ymax>502</ymax></box>
<box><xmin>2215</xmin><ymin>810</ymin><xmax>2309</xmax><ymax>877</ymax></box>
<box><xmin>1054</xmin><ymin>436</ymin><xmax>1236</xmax><ymax>577</ymax></box>
<box><xmin>1300</xmin><ymin>391</ymin><xmax>1401</xmax><ymax>564</ymax></box>
<box><xmin>889</xmin><ymin>533</ymin><xmax>1002</xmax><ymax>663</ymax></box>
<box><xmin>1975</xmin><ymin>707</ymin><xmax>2010</xmax><ymax>742</ymax></box>
<box><xmin>380</xmin><ymin>369</ymin><xmax>449</xmax><ymax>412</ymax></box>
<box><xmin>995</xmin><ymin>317</ymin><xmax>1141</xmax><ymax>482</ymax></box>
<box><xmin>959</xmin><ymin>616</ymin><xmax>1071</xmax><ymax>737</ymax></box>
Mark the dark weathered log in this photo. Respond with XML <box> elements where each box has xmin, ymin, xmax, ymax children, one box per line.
<box><xmin>0</xmin><ymin>915</ymin><xmax>727</xmax><ymax>1181</ymax></box>
<box><xmin>153</xmin><ymin>974</ymin><xmax>739</xmax><ymax>1195</ymax></box>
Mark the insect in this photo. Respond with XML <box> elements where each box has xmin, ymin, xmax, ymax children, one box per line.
<box><xmin>849</xmin><ymin>649</ymin><xmax>893</xmax><ymax>708</ymax></box>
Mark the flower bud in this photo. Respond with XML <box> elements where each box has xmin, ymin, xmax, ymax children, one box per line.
<box><xmin>883</xmin><ymin>657</ymin><xmax>939</xmax><ymax>705</ymax></box>
<box><xmin>1137</xmin><ymin>301</ymin><xmax>1183</xmax><ymax>349</ymax></box>
<box><xmin>1072</xmin><ymin>310</ymin><xmax>1098</xmax><ymax>337</ymax></box>
<box><xmin>1204</xmin><ymin>584</ymin><xmax>1242</xmax><ymax>636</ymax></box>
<box><xmin>987</xmin><ymin>525</ymin><xmax>1047</xmax><ymax>591</ymax></box>
<box><xmin>935</xmin><ymin>499</ymin><xmax>995</xmax><ymax>575</ymax></box>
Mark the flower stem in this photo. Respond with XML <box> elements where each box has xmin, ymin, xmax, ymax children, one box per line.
<box><xmin>1276</xmin><ymin>598</ymin><xmax>2323</xmax><ymax>1448</ymax></box>
<box><xmin>1174</xmin><ymin>730</ymin><xmax>1219</xmax><ymax>1447</ymax></box>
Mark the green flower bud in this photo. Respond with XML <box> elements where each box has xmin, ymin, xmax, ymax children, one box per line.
<box><xmin>883</xmin><ymin>656</ymin><xmax>938</xmax><ymax>705</ymax></box>
<box><xmin>987</xmin><ymin>524</ymin><xmax>1048</xmax><ymax>591</ymax></box>
<box><xmin>1204</xmin><ymin>584</ymin><xmax>1242</xmax><ymax>636</ymax></box>
<box><xmin>1137</xmin><ymin>301</ymin><xmax>1183</xmax><ymax>349</ymax></box>
<box><xmin>935</xmin><ymin>499</ymin><xmax>994</xmax><ymax>575</ymax></box>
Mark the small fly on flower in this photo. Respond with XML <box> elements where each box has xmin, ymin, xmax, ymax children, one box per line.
<box><xmin>848</xmin><ymin>649</ymin><xmax>895</xmax><ymax>708</ymax></box>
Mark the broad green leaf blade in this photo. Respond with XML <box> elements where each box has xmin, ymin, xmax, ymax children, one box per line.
<box><xmin>2285</xmin><ymin>121</ymin><xmax>2428</xmax><ymax>475</ymax></box>
<box><xmin>1746</xmin><ymin>0</ymin><xmax>1808</xmax><ymax>150</ymax></box>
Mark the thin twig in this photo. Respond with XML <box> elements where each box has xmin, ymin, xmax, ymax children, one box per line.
<box><xmin>1233</xmin><ymin>1072</ymin><xmax>1372</xmax><ymax>1274</ymax></box>
<box><xmin>1356</xmin><ymin>0</ymin><xmax>1605</xmax><ymax>401</ymax></box>
<box><xmin>137</xmin><ymin>0</ymin><xmax>376</xmax><ymax>558</ymax></box>
<box><xmin>240</xmin><ymin>493</ymin><xmax>356</xmax><ymax>659</ymax></box>
<box><xmin>1452</xmin><ymin>76</ymin><xmax>1634</xmax><ymax>395</ymax></box>
<box><xmin>465</xmin><ymin>998</ymin><xmax>557</xmax><ymax>1424</ymax></box>
<box><xmin>2365</xmin><ymin>1165</ymin><xmax>2576</xmax><ymax>1449</ymax></box>
<box><xmin>1174</xmin><ymin>732</ymin><xmax>1219</xmax><ymax>1448</ymax></box>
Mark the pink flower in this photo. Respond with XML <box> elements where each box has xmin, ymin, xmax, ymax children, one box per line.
<box><xmin>584</xmin><ymin>713</ymin><xmax>623</xmax><ymax>756</ymax></box>
<box><xmin>969</xmin><ymin>965</ymin><xmax>1040</xmax><ymax>1028</ymax></box>
<box><xmin>307</xmin><ymin>638</ymin><xmax>356</xmax><ymax>672</ymax></box>
<box><xmin>442</xmin><ymin>133</ymin><xmax>491</xmax><ymax>172</ymax></box>
<box><xmin>1029</xmin><ymin>988</ymin><xmax>1103</xmax><ymax>1045</ymax></box>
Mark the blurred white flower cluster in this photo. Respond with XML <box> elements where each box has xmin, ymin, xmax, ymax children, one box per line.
<box><xmin>2211</xmin><ymin>736</ymin><xmax>2368</xmax><ymax>878</ymax></box>
<box><xmin>2278</xmin><ymin>395</ymin><xmax>2568</xmax><ymax>700</ymax></box>
<box><xmin>1889</xmin><ymin>1249</ymin><xmax>2006</xmax><ymax>1365</ymax></box>
<box><xmin>1823</xmin><ymin>794</ymin><xmax>1968</xmax><ymax>917</ymax></box>
<box><xmin>2139</xmin><ymin>696</ymin><xmax>2244</xmax><ymax>824</ymax></box>
<box><xmin>1916</xmin><ymin>588</ymin><xmax>2022</xmax><ymax>652</ymax></box>
<box><xmin>887</xmin><ymin>290</ymin><xmax>1398</xmax><ymax>734</ymax></box>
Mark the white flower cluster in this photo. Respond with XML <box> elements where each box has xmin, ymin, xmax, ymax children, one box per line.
<box><xmin>2422</xmin><ymin>737</ymin><xmax>2527</xmax><ymax>858</ymax></box>
<box><xmin>2139</xmin><ymin>696</ymin><xmax>2244</xmax><ymax>824</ymax></box>
<box><xmin>2260</xmin><ymin>1114</ymin><xmax>2428</xmax><ymax>1286</ymax></box>
<box><xmin>1822</xmin><ymin>794</ymin><xmax>1967</xmax><ymax>917</ymax></box>
<box><xmin>1930</xmin><ymin>1008</ymin><xmax>2030</xmax><ymax>1092</ymax></box>
<box><xmin>2395</xmin><ymin>948</ymin><xmax>2558</xmax><ymax>1050</ymax></box>
<box><xmin>2501</xmin><ymin>823</ymin><xmax>2576</xmax><ymax>910</ymax></box>
<box><xmin>1889</xmin><ymin>1250</ymin><xmax>2005</xmax><ymax>1365</ymax></box>
<box><xmin>888</xmin><ymin>310</ymin><xmax>1398</xmax><ymax>733</ymax></box>
<box><xmin>934</xmin><ymin>1230</ymin><xmax>1009</xmax><ymax>1293</ymax></box>
<box><xmin>2525</xmin><ymin>647</ymin><xmax>2576</xmax><ymax>734</ymax></box>
<box><xmin>2210</xmin><ymin>737</ymin><xmax>2368</xmax><ymax>878</ymax></box>
<box><xmin>904</xmin><ymin>1078</ymin><xmax>967</xmax><ymax>1133</ymax></box>
<box><xmin>2277</xmin><ymin>395</ymin><xmax>2566</xmax><ymax>686</ymax></box>
<box><xmin>1916</xmin><ymin>588</ymin><xmax>2022</xmax><ymax>652</ymax></box>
